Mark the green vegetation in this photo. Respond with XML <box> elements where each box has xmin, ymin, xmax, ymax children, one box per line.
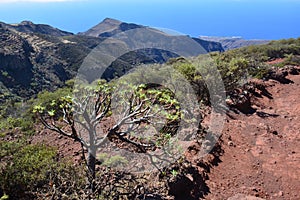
<box><xmin>172</xmin><ymin>37</ymin><xmax>300</xmax><ymax>100</ymax></box>
<box><xmin>0</xmin><ymin>84</ymin><xmax>79</xmax><ymax>199</ymax></box>
<box><xmin>33</xmin><ymin>79</ymin><xmax>183</xmax><ymax>191</ymax></box>
<box><xmin>0</xmin><ymin>101</ymin><xmax>34</xmax><ymax>136</ymax></box>
<box><xmin>0</xmin><ymin>37</ymin><xmax>300</xmax><ymax>199</ymax></box>
<box><xmin>98</xmin><ymin>153</ymin><xmax>128</xmax><ymax>167</ymax></box>
<box><xmin>223</xmin><ymin>37</ymin><xmax>300</xmax><ymax>62</ymax></box>
<box><xmin>1</xmin><ymin>144</ymin><xmax>56</xmax><ymax>193</ymax></box>
<box><xmin>0</xmin><ymin>140</ymin><xmax>85</xmax><ymax>199</ymax></box>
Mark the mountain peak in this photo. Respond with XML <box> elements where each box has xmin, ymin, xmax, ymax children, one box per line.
<box><xmin>20</xmin><ymin>20</ymin><xmax>34</xmax><ymax>26</ymax></box>
<box><xmin>102</xmin><ymin>18</ymin><xmax>122</xmax><ymax>24</ymax></box>
<box><xmin>79</xmin><ymin>17</ymin><xmax>123</xmax><ymax>37</ymax></box>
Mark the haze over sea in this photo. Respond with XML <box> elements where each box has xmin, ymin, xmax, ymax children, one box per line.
<box><xmin>0</xmin><ymin>0</ymin><xmax>299</xmax><ymax>40</ymax></box>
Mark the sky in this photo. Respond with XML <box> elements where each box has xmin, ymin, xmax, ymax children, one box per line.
<box><xmin>0</xmin><ymin>0</ymin><xmax>299</xmax><ymax>40</ymax></box>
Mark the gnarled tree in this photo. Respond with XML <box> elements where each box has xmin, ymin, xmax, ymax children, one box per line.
<box><xmin>33</xmin><ymin>80</ymin><xmax>181</xmax><ymax>191</ymax></box>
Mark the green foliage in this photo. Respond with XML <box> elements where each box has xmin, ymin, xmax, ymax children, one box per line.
<box><xmin>228</xmin><ymin>57</ymin><xmax>249</xmax><ymax>75</ymax></box>
<box><xmin>0</xmin><ymin>139</ymin><xmax>25</xmax><ymax>158</ymax></box>
<box><xmin>170</xmin><ymin>169</ymin><xmax>178</xmax><ymax>177</ymax></box>
<box><xmin>168</xmin><ymin>38</ymin><xmax>299</xmax><ymax>102</ymax></box>
<box><xmin>32</xmin><ymin>87</ymin><xmax>72</xmax><ymax>110</ymax></box>
<box><xmin>2</xmin><ymin>31</ymin><xmax>299</xmax><ymax>200</ymax></box>
<box><xmin>251</xmin><ymin>65</ymin><xmax>271</xmax><ymax>79</ymax></box>
<box><xmin>273</xmin><ymin>54</ymin><xmax>300</xmax><ymax>68</ymax></box>
<box><xmin>11</xmin><ymin>145</ymin><xmax>56</xmax><ymax>184</ymax></box>
<box><xmin>155</xmin><ymin>133</ymin><xmax>172</xmax><ymax>147</ymax></box>
<box><xmin>98</xmin><ymin>153</ymin><xmax>128</xmax><ymax>168</ymax></box>
<box><xmin>30</xmin><ymin>87</ymin><xmax>73</xmax><ymax>123</ymax></box>
<box><xmin>33</xmin><ymin>79</ymin><xmax>114</xmax><ymax>125</ymax></box>
<box><xmin>0</xmin><ymin>99</ymin><xmax>34</xmax><ymax>136</ymax></box>
<box><xmin>174</xmin><ymin>62</ymin><xmax>196</xmax><ymax>82</ymax></box>
<box><xmin>0</xmin><ymin>144</ymin><xmax>56</xmax><ymax>195</ymax></box>
<box><xmin>1</xmin><ymin>117</ymin><xmax>32</xmax><ymax>132</ymax></box>
<box><xmin>226</xmin><ymin>37</ymin><xmax>300</xmax><ymax>62</ymax></box>
<box><xmin>170</xmin><ymin>56</ymin><xmax>215</xmax><ymax>104</ymax></box>
<box><xmin>0</xmin><ymin>140</ymin><xmax>85</xmax><ymax>199</ymax></box>
<box><xmin>0</xmin><ymin>85</ymin><xmax>73</xmax><ymax>136</ymax></box>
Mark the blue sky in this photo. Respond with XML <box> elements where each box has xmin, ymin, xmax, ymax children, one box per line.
<box><xmin>0</xmin><ymin>0</ymin><xmax>299</xmax><ymax>39</ymax></box>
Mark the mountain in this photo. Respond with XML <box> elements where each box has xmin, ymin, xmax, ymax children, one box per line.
<box><xmin>199</xmin><ymin>36</ymin><xmax>269</xmax><ymax>50</ymax></box>
<box><xmin>78</xmin><ymin>18</ymin><xmax>123</xmax><ymax>37</ymax></box>
<box><xmin>77</xmin><ymin>18</ymin><xmax>224</xmax><ymax>81</ymax></box>
<box><xmin>0</xmin><ymin>21</ymin><xmax>103</xmax><ymax>100</ymax></box>
<box><xmin>0</xmin><ymin>21</ymin><xmax>73</xmax><ymax>37</ymax></box>
<box><xmin>0</xmin><ymin>18</ymin><xmax>224</xmax><ymax>100</ymax></box>
<box><xmin>80</xmin><ymin>18</ymin><xmax>224</xmax><ymax>53</ymax></box>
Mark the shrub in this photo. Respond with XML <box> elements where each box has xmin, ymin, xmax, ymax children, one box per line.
<box><xmin>0</xmin><ymin>144</ymin><xmax>56</xmax><ymax>196</ymax></box>
<box><xmin>0</xmin><ymin>142</ymin><xmax>85</xmax><ymax>199</ymax></box>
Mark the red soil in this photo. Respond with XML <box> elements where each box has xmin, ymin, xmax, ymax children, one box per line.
<box><xmin>203</xmin><ymin>73</ymin><xmax>300</xmax><ymax>199</ymax></box>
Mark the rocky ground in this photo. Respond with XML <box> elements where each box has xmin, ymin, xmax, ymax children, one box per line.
<box><xmin>203</xmin><ymin>72</ymin><xmax>300</xmax><ymax>200</ymax></box>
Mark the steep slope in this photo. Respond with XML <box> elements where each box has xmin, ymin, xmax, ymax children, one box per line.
<box><xmin>192</xmin><ymin>37</ymin><xmax>224</xmax><ymax>52</ymax></box>
<box><xmin>0</xmin><ymin>26</ymin><xmax>34</xmax><ymax>98</ymax></box>
<box><xmin>199</xmin><ymin>36</ymin><xmax>269</xmax><ymax>50</ymax></box>
<box><xmin>102</xmin><ymin>48</ymin><xmax>179</xmax><ymax>80</ymax></box>
<box><xmin>0</xmin><ymin>22</ymin><xmax>102</xmax><ymax>99</ymax></box>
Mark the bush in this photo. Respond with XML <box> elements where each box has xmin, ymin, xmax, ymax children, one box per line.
<box><xmin>0</xmin><ymin>144</ymin><xmax>56</xmax><ymax>196</ymax></box>
<box><xmin>0</xmin><ymin>98</ymin><xmax>35</xmax><ymax>136</ymax></box>
<box><xmin>0</xmin><ymin>142</ymin><xmax>85</xmax><ymax>199</ymax></box>
<box><xmin>32</xmin><ymin>87</ymin><xmax>72</xmax><ymax>110</ymax></box>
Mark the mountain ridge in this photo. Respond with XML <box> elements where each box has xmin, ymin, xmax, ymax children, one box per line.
<box><xmin>0</xmin><ymin>20</ymin><xmax>73</xmax><ymax>37</ymax></box>
<box><xmin>199</xmin><ymin>36</ymin><xmax>269</xmax><ymax>50</ymax></box>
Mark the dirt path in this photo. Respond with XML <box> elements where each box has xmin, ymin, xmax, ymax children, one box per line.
<box><xmin>203</xmin><ymin>74</ymin><xmax>300</xmax><ymax>199</ymax></box>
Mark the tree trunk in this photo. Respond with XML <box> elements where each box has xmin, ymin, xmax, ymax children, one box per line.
<box><xmin>87</xmin><ymin>147</ymin><xmax>96</xmax><ymax>192</ymax></box>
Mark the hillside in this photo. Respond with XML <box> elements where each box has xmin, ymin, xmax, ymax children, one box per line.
<box><xmin>0</xmin><ymin>22</ymin><xmax>103</xmax><ymax>100</ymax></box>
<box><xmin>0</xmin><ymin>20</ymin><xmax>73</xmax><ymax>37</ymax></box>
<box><xmin>199</xmin><ymin>36</ymin><xmax>269</xmax><ymax>50</ymax></box>
<box><xmin>0</xmin><ymin>19</ymin><xmax>224</xmax><ymax>100</ymax></box>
